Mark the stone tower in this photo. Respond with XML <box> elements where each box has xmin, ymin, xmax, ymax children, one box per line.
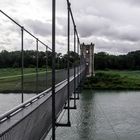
<box><xmin>80</xmin><ymin>43</ymin><xmax>95</xmax><ymax>77</ymax></box>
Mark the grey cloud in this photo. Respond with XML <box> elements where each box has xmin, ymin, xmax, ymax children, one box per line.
<box><xmin>77</xmin><ymin>14</ymin><xmax>140</xmax><ymax>43</ymax></box>
<box><xmin>77</xmin><ymin>15</ymin><xmax>110</xmax><ymax>37</ymax></box>
<box><xmin>123</xmin><ymin>0</ymin><xmax>140</xmax><ymax>5</ymax></box>
<box><xmin>101</xmin><ymin>25</ymin><xmax>140</xmax><ymax>42</ymax></box>
<box><xmin>95</xmin><ymin>39</ymin><xmax>140</xmax><ymax>55</ymax></box>
<box><xmin>1</xmin><ymin>0</ymin><xmax>140</xmax><ymax>54</ymax></box>
<box><xmin>24</xmin><ymin>19</ymin><xmax>52</xmax><ymax>36</ymax></box>
<box><xmin>24</xmin><ymin>18</ymin><xmax>67</xmax><ymax>37</ymax></box>
<box><xmin>81</xmin><ymin>35</ymin><xmax>139</xmax><ymax>54</ymax></box>
<box><xmin>56</xmin><ymin>17</ymin><xmax>67</xmax><ymax>36</ymax></box>
<box><xmin>72</xmin><ymin>0</ymin><xmax>140</xmax><ymax>44</ymax></box>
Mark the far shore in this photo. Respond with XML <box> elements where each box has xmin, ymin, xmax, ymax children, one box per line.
<box><xmin>83</xmin><ymin>70</ymin><xmax>140</xmax><ymax>90</ymax></box>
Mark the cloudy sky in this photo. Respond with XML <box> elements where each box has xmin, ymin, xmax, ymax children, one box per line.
<box><xmin>0</xmin><ymin>0</ymin><xmax>140</xmax><ymax>54</ymax></box>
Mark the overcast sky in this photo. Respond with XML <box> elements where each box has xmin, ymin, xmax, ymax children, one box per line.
<box><xmin>0</xmin><ymin>0</ymin><xmax>140</xmax><ymax>54</ymax></box>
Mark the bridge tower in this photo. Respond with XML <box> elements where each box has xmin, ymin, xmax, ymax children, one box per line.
<box><xmin>81</xmin><ymin>43</ymin><xmax>95</xmax><ymax>77</ymax></box>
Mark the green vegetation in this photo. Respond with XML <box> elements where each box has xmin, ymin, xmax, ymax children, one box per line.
<box><xmin>1</xmin><ymin>49</ymin><xmax>140</xmax><ymax>92</ymax></box>
<box><xmin>0</xmin><ymin>68</ymin><xmax>67</xmax><ymax>93</ymax></box>
<box><xmin>84</xmin><ymin>71</ymin><xmax>140</xmax><ymax>90</ymax></box>
<box><xmin>85</xmin><ymin>50</ymin><xmax>140</xmax><ymax>90</ymax></box>
<box><xmin>95</xmin><ymin>50</ymin><xmax>140</xmax><ymax>70</ymax></box>
<box><xmin>0</xmin><ymin>49</ymin><xmax>80</xmax><ymax>93</ymax></box>
<box><xmin>0</xmin><ymin>68</ymin><xmax>49</xmax><ymax>77</ymax></box>
<box><xmin>0</xmin><ymin>68</ymin><xmax>47</xmax><ymax>93</ymax></box>
<box><xmin>0</xmin><ymin>50</ymin><xmax>79</xmax><ymax>69</ymax></box>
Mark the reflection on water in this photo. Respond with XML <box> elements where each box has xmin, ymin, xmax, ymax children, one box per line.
<box><xmin>77</xmin><ymin>91</ymin><xmax>96</xmax><ymax>140</ymax></box>
<box><xmin>1</xmin><ymin>91</ymin><xmax>140</xmax><ymax>140</ymax></box>
<box><xmin>0</xmin><ymin>93</ymin><xmax>35</xmax><ymax>115</ymax></box>
<box><xmin>50</xmin><ymin>90</ymin><xmax>140</xmax><ymax>140</ymax></box>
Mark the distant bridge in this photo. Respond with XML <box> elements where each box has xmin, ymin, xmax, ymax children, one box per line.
<box><xmin>0</xmin><ymin>0</ymin><xmax>94</xmax><ymax>140</ymax></box>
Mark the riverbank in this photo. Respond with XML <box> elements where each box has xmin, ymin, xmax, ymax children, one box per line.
<box><xmin>84</xmin><ymin>70</ymin><xmax>140</xmax><ymax>90</ymax></box>
<box><xmin>0</xmin><ymin>68</ymin><xmax>69</xmax><ymax>93</ymax></box>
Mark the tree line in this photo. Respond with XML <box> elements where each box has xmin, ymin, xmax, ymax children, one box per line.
<box><xmin>0</xmin><ymin>50</ymin><xmax>79</xmax><ymax>69</ymax></box>
<box><xmin>95</xmin><ymin>50</ymin><xmax>140</xmax><ymax>70</ymax></box>
<box><xmin>0</xmin><ymin>49</ymin><xmax>140</xmax><ymax>70</ymax></box>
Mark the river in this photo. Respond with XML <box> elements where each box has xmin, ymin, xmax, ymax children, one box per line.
<box><xmin>46</xmin><ymin>90</ymin><xmax>140</xmax><ymax>140</ymax></box>
<box><xmin>0</xmin><ymin>93</ymin><xmax>35</xmax><ymax>115</ymax></box>
<box><xmin>1</xmin><ymin>90</ymin><xmax>140</xmax><ymax>140</ymax></box>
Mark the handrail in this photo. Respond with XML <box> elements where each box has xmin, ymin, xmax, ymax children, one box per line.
<box><xmin>0</xmin><ymin>0</ymin><xmax>82</xmax><ymax>122</ymax></box>
<box><xmin>0</xmin><ymin>9</ymin><xmax>79</xmax><ymax>65</ymax></box>
<box><xmin>0</xmin><ymin>79</ymin><xmax>67</xmax><ymax>123</ymax></box>
<box><xmin>0</xmin><ymin>1</ymin><xmax>84</xmax><ymax>139</ymax></box>
<box><xmin>0</xmin><ymin>9</ymin><xmax>80</xmax><ymax>51</ymax></box>
<box><xmin>0</xmin><ymin>66</ymin><xmax>83</xmax><ymax>123</ymax></box>
<box><xmin>0</xmin><ymin>10</ymin><xmax>52</xmax><ymax>51</ymax></box>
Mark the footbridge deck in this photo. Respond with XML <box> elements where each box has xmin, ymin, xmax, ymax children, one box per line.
<box><xmin>0</xmin><ymin>68</ymin><xmax>85</xmax><ymax>140</ymax></box>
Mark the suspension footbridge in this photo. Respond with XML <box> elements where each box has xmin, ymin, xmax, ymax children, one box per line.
<box><xmin>0</xmin><ymin>0</ymin><xmax>95</xmax><ymax>140</ymax></box>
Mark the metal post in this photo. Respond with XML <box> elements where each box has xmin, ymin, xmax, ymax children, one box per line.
<box><xmin>91</xmin><ymin>44</ymin><xmax>93</xmax><ymax>77</ymax></box>
<box><xmin>78</xmin><ymin>39</ymin><xmax>80</xmax><ymax>84</ymax></box>
<box><xmin>77</xmin><ymin>39</ymin><xmax>80</xmax><ymax>98</ymax></box>
<box><xmin>69</xmin><ymin>27</ymin><xmax>78</xmax><ymax>105</ymax></box>
<box><xmin>46</xmin><ymin>46</ymin><xmax>48</xmax><ymax>89</ymax></box>
<box><xmin>52</xmin><ymin>0</ymin><xmax>56</xmax><ymax>139</ymax></box>
<box><xmin>54</xmin><ymin>0</ymin><xmax>72</xmax><ymax>128</ymax></box>
<box><xmin>91</xmin><ymin>43</ymin><xmax>94</xmax><ymax>77</ymax></box>
<box><xmin>79</xmin><ymin>42</ymin><xmax>81</xmax><ymax>85</ymax></box>
<box><xmin>93</xmin><ymin>44</ymin><xmax>95</xmax><ymax>76</ymax></box>
<box><xmin>76</xmin><ymin>36</ymin><xmax>78</xmax><ymax>94</ymax></box>
<box><xmin>67</xmin><ymin>1</ymin><xmax>71</xmax><ymax>125</ymax></box>
<box><xmin>73</xmin><ymin>26</ymin><xmax>76</xmax><ymax>107</ymax></box>
<box><xmin>36</xmin><ymin>38</ymin><xmax>39</xmax><ymax>94</ymax></box>
<box><xmin>21</xmin><ymin>27</ymin><xmax>24</xmax><ymax>103</ymax></box>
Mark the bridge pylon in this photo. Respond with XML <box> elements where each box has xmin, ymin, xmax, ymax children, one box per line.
<box><xmin>80</xmin><ymin>43</ymin><xmax>95</xmax><ymax>77</ymax></box>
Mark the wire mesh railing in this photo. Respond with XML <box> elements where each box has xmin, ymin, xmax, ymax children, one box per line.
<box><xmin>0</xmin><ymin>8</ymin><xmax>80</xmax><ymax>97</ymax></box>
<box><xmin>0</xmin><ymin>0</ymin><xmax>86</xmax><ymax>139</ymax></box>
<box><xmin>0</xmin><ymin>67</ymin><xmax>85</xmax><ymax>140</ymax></box>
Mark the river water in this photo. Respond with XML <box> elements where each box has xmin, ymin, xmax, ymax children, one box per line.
<box><xmin>1</xmin><ymin>91</ymin><xmax>140</xmax><ymax>140</ymax></box>
<box><xmin>46</xmin><ymin>90</ymin><xmax>140</xmax><ymax>140</ymax></box>
<box><xmin>0</xmin><ymin>93</ymin><xmax>35</xmax><ymax>115</ymax></box>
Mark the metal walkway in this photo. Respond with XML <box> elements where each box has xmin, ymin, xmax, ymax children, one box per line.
<box><xmin>0</xmin><ymin>67</ymin><xmax>85</xmax><ymax>140</ymax></box>
<box><xmin>0</xmin><ymin>0</ymin><xmax>87</xmax><ymax>139</ymax></box>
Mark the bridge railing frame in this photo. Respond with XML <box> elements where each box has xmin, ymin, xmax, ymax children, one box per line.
<box><xmin>0</xmin><ymin>0</ymin><xmax>85</xmax><ymax>139</ymax></box>
<box><xmin>0</xmin><ymin>67</ymin><xmax>85</xmax><ymax>140</ymax></box>
<box><xmin>51</xmin><ymin>2</ymin><xmax>82</xmax><ymax>140</ymax></box>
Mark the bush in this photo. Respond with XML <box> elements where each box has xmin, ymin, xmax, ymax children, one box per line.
<box><xmin>83</xmin><ymin>72</ymin><xmax>140</xmax><ymax>90</ymax></box>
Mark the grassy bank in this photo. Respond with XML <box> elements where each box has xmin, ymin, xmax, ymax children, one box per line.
<box><xmin>84</xmin><ymin>70</ymin><xmax>140</xmax><ymax>90</ymax></box>
<box><xmin>0</xmin><ymin>68</ymin><xmax>49</xmax><ymax>93</ymax></box>
<box><xmin>0</xmin><ymin>68</ymin><xmax>67</xmax><ymax>93</ymax></box>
